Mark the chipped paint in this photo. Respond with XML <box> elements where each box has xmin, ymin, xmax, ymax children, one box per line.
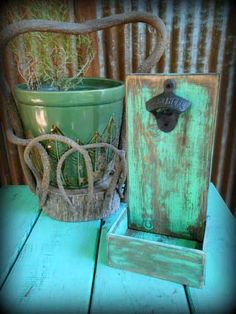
<box><xmin>126</xmin><ymin>74</ymin><xmax>219</xmax><ymax>241</ymax></box>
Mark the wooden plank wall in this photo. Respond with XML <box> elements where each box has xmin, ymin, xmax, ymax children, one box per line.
<box><xmin>0</xmin><ymin>0</ymin><xmax>235</xmax><ymax>214</ymax></box>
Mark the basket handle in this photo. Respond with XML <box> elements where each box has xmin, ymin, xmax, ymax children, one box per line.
<box><xmin>0</xmin><ymin>11</ymin><xmax>167</xmax><ymax>73</ymax></box>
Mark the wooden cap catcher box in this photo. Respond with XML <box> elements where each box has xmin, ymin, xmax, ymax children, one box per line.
<box><xmin>107</xmin><ymin>74</ymin><xmax>220</xmax><ymax>288</ymax></box>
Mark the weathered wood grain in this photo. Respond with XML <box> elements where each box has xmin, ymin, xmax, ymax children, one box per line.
<box><xmin>0</xmin><ymin>186</ymin><xmax>40</xmax><ymax>288</ymax></box>
<box><xmin>42</xmin><ymin>186</ymin><xmax>120</xmax><ymax>222</ymax></box>
<box><xmin>187</xmin><ymin>183</ymin><xmax>236</xmax><ymax>313</ymax></box>
<box><xmin>108</xmin><ymin>208</ymin><xmax>205</xmax><ymax>288</ymax></box>
<box><xmin>0</xmin><ymin>205</ymin><xmax>100</xmax><ymax>313</ymax></box>
<box><xmin>126</xmin><ymin>74</ymin><xmax>219</xmax><ymax>241</ymax></box>
<box><xmin>91</xmin><ymin>205</ymin><xmax>190</xmax><ymax>314</ymax></box>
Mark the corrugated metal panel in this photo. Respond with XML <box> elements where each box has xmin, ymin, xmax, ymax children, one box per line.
<box><xmin>0</xmin><ymin>0</ymin><xmax>235</xmax><ymax>214</ymax></box>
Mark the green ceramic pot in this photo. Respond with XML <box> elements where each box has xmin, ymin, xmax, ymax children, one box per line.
<box><xmin>14</xmin><ymin>77</ymin><xmax>124</xmax><ymax>189</ymax></box>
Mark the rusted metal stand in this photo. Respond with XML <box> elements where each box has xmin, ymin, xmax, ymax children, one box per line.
<box><xmin>0</xmin><ymin>12</ymin><xmax>167</xmax><ymax>221</ymax></box>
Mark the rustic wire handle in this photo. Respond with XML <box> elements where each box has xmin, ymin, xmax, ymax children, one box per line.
<box><xmin>0</xmin><ymin>12</ymin><xmax>167</xmax><ymax>195</ymax></box>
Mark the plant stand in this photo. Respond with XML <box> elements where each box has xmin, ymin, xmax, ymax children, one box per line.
<box><xmin>0</xmin><ymin>13</ymin><xmax>167</xmax><ymax>221</ymax></box>
<box><xmin>107</xmin><ymin>74</ymin><xmax>220</xmax><ymax>287</ymax></box>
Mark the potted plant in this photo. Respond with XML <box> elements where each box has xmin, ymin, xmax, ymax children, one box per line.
<box><xmin>1</xmin><ymin>3</ymin><xmax>166</xmax><ymax>222</ymax></box>
<box><xmin>4</xmin><ymin>2</ymin><xmax>125</xmax><ymax>221</ymax></box>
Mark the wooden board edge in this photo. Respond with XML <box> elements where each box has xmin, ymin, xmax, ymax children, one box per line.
<box><xmin>108</xmin><ymin>234</ymin><xmax>205</xmax><ymax>288</ymax></box>
<box><xmin>108</xmin><ymin>229</ymin><xmax>206</xmax><ymax>258</ymax></box>
<box><xmin>107</xmin><ymin>206</ymin><xmax>127</xmax><ymax>235</ymax></box>
<box><xmin>126</xmin><ymin>73</ymin><xmax>221</xmax><ymax>79</ymax></box>
<box><xmin>108</xmin><ymin>222</ymin><xmax>206</xmax><ymax>288</ymax></box>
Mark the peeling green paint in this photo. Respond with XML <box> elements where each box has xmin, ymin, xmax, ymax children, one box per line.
<box><xmin>126</xmin><ymin>75</ymin><xmax>219</xmax><ymax>241</ymax></box>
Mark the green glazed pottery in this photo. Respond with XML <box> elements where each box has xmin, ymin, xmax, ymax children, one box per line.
<box><xmin>14</xmin><ymin>77</ymin><xmax>124</xmax><ymax>189</ymax></box>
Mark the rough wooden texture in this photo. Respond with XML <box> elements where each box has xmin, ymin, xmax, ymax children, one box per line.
<box><xmin>0</xmin><ymin>186</ymin><xmax>40</xmax><ymax>288</ymax></box>
<box><xmin>0</xmin><ymin>203</ymin><xmax>100</xmax><ymax>313</ymax></box>
<box><xmin>187</xmin><ymin>183</ymin><xmax>236</xmax><ymax>313</ymax></box>
<box><xmin>42</xmin><ymin>187</ymin><xmax>120</xmax><ymax>222</ymax></box>
<box><xmin>91</xmin><ymin>205</ymin><xmax>190</xmax><ymax>314</ymax></box>
<box><xmin>126</xmin><ymin>74</ymin><xmax>219</xmax><ymax>241</ymax></box>
<box><xmin>108</xmin><ymin>208</ymin><xmax>205</xmax><ymax>288</ymax></box>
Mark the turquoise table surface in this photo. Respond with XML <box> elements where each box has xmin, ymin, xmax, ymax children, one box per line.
<box><xmin>0</xmin><ymin>184</ymin><xmax>235</xmax><ymax>313</ymax></box>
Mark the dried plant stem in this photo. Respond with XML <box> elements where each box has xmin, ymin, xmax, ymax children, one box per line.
<box><xmin>5</xmin><ymin>1</ymin><xmax>95</xmax><ymax>90</ymax></box>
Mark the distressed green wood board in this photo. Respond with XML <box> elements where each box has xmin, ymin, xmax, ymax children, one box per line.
<box><xmin>0</xmin><ymin>186</ymin><xmax>40</xmax><ymax>288</ymax></box>
<box><xmin>126</xmin><ymin>74</ymin><xmax>219</xmax><ymax>241</ymax></box>
<box><xmin>186</xmin><ymin>184</ymin><xmax>236</xmax><ymax>313</ymax></box>
<box><xmin>0</xmin><ymin>206</ymin><xmax>100</xmax><ymax>313</ymax></box>
<box><xmin>91</xmin><ymin>204</ymin><xmax>190</xmax><ymax>314</ymax></box>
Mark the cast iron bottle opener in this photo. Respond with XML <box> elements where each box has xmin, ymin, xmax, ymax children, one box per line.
<box><xmin>146</xmin><ymin>79</ymin><xmax>191</xmax><ymax>132</ymax></box>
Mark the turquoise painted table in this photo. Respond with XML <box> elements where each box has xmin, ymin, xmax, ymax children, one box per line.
<box><xmin>0</xmin><ymin>184</ymin><xmax>235</xmax><ymax>313</ymax></box>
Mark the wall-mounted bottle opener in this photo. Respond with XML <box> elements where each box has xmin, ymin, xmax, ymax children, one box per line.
<box><xmin>145</xmin><ymin>79</ymin><xmax>191</xmax><ymax>132</ymax></box>
<box><xmin>108</xmin><ymin>74</ymin><xmax>220</xmax><ymax>288</ymax></box>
